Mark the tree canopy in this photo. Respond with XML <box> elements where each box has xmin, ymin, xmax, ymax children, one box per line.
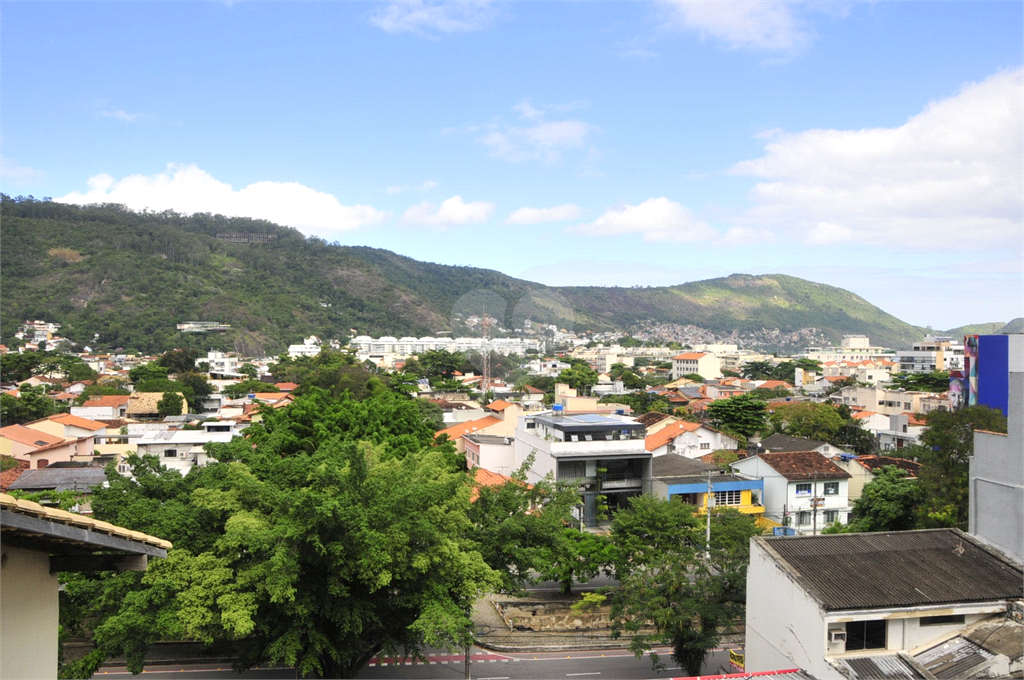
<box><xmin>60</xmin><ymin>389</ymin><xmax>496</xmax><ymax>679</ymax></box>
<box><xmin>609</xmin><ymin>497</ymin><xmax>762</xmax><ymax>676</ymax></box>
<box><xmin>704</xmin><ymin>394</ymin><xmax>768</xmax><ymax>439</ymax></box>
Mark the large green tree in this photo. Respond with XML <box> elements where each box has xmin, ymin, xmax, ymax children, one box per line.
<box><xmin>557</xmin><ymin>363</ymin><xmax>599</xmax><ymax>395</ymax></box>
<box><xmin>769</xmin><ymin>401</ymin><xmax>845</xmax><ymax>440</ymax></box>
<box><xmin>0</xmin><ymin>384</ymin><xmax>62</xmax><ymax>426</ymax></box>
<box><xmin>609</xmin><ymin>497</ymin><xmax>761</xmax><ymax>676</ymax></box>
<box><xmin>704</xmin><ymin>394</ymin><xmax>768</xmax><ymax>439</ymax></box>
<box><xmin>913</xmin><ymin>405</ymin><xmax>1007</xmax><ymax>527</ymax></box>
<box><xmin>60</xmin><ymin>390</ymin><xmax>496</xmax><ymax>679</ymax></box>
<box><xmin>847</xmin><ymin>466</ymin><xmax>925</xmax><ymax>532</ymax></box>
<box><xmin>467</xmin><ymin>456</ymin><xmax>582</xmax><ymax>594</ymax></box>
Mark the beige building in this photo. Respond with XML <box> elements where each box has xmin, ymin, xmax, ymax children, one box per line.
<box><xmin>671</xmin><ymin>352</ymin><xmax>722</xmax><ymax>380</ymax></box>
<box><xmin>1</xmin><ymin>493</ymin><xmax>171</xmax><ymax>679</ymax></box>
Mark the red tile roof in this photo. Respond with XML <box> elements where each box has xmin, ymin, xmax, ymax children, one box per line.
<box><xmin>37</xmin><ymin>413</ymin><xmax>107</xmax><ymax>431</ymax></box>
<box><xmin>486</xmin><ymin>400</ymin><xmax>513</xmax><ymax>412</ymax></box>
<box><xmin>523</xmin><ymin>385</ymin><xmax>545</xmax><ymax>394</ymax></box>
<box><xmin>855</xmin><ymin>455</ymin><xmax>922</xmax><ymax>478</ymax></box>
<box><xmin>756</xmin><ymin>451</ymin><xmax>852</xmax><ymax>482</ymax></box>
<box><xmin>0</xmin><ymin>425</ymin><xmax>65</xmax><ymax>448</ymax></box>
<box><xmin>0</xmin><ymin>456</ymin><xmax>29</xmax><ymax>491</ymax></box>
<box><xmin>435</xmin><ymin>416</ymin><xmax>502</xmax><ymax>441</ymax></box>
<box><xmin>672</xmin><ymin>352</ymin><xmax>707</xmax><ymax>361</ymax></box>
<box><xmin>902</xmin><ymin>412</ymin><xmax>927</xmax><ymax>426</ymax></box>
<box><xmin>274</xmin><ymin>382</ymin><xmax>299</xmax><ymax>392</ymax></box>
<box><xmin>644</xmin><ymin>420</ymin><xmax>701</xmax><ymax>452</ymax></box>
<box><xmin>82</xmin><ymin>395</ymin><xmax>131</xmax><ymax>408</ymax></box>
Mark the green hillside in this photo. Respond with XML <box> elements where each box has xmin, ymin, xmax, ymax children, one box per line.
<box><xmin>0</xmin><ymin>196</ymin><xmax>926</xmax><ymax>354</ymax></box>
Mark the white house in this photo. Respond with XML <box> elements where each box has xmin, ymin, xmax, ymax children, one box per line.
<box><xmin>288</xmin><ymin>336</ymin><xmax>322</xmax><ymax>358</ymax></box>
<box><xmin>644</xmin><ymin>420</ymin><xmax>740</xmax><ymax>458</ymax></box>
<box><xmin>746</xmin><ymin>529</ymin><xmax>1023</xmax><ymax>680</ymax></box>
<box><xmin>71</xmin><ymin>394</ymin><xmax>130</xmax><ymax>420</ymax></box>
<box><xmin>135</xmin><ymin>430</ymin><xmax>235</xmax><ymax>474</ymax></box>
<box><xmin>463</xmin><ymin>433</ymin><xmax>516</xmax><ymax>476</ymax></box>
<box><xmin>730</xmin><ymin>451</ymin><xmax>851</xmax><ymax>533</ymax></box>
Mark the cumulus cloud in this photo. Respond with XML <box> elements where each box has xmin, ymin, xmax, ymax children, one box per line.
<box><xmin>507</xmin><ymin>204</ymin><xmax>583</xmax><ymax>224</ymax></box>
<box><xmin>56</xmin><ymin>164</ymin><xmax>389</xmax><ymax>236</ymax></box>
<box><xmin>662</xmin><ymin>0</ymin><xmax>813</xmax><ymax>52</ymax></box>
<box><xmin>370</xmin><ymin>1</ymin><xmax>497</xmax><ymax>36</ymax></box>
<box><xmin>571</xmin><ymin>197</ymin><xmax>717</xmax><ymax>242</ymax></box>
<box><xmin>731</xmin><ymin>68</ymin><xmax>1024</xmax><ymax>249</ymax></box>
<box><xmin>402</xmin><ymin>195</ymin><xmax>494</xmax><ymax>227</ymax></box>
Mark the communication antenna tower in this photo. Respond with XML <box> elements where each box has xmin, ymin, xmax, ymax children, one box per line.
<box><xmin>481</xmin><ymin>303</ymin><xmax>491</xmax><ymax>396</ymax></box>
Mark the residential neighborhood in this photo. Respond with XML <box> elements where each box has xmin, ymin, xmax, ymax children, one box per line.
<box><xmin>1</xmin><ymin>328</ymin><xmax>1020</xmax><ymax>679</ymax></box>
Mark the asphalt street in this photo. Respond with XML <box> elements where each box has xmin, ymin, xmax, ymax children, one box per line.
<box><xmin>94</xmin><ymin>646</ymin><xmax>738</xmax><ymax>679</ymax></box>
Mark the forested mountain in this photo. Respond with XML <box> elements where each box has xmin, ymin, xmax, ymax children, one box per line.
<box><xmin>1</xmin><ymin>196</ymin><xmax>927</xmax><ymax>355</ymax></box>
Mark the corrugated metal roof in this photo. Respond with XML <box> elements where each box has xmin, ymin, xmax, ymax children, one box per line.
<box><xmin>842</xmin><ymin>654</ymin><xmax>928</xmax><ymax>679</ymax></box>
<box><xmin>915</xmin><ymin>636</ymin><xmax>995</xmax><ymax>679</ymax></box>
<box><xmin>760</xmin><ymin>529</ymin><xmax>1024</xmax><ymax>611</ymax></box>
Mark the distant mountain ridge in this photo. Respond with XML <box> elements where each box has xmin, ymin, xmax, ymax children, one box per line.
<box><xmin>1</xmin><ymin>197</ymin><xmax>929</xmax><ymax>355</ymax></box>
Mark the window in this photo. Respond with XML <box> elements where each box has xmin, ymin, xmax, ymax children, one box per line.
<box><xmin>797</xmin><ymin>511</ymin><xmax>810</xmax><ymax>525</ymax></box>
<box><xmin>824</xmin><ymin>482</ymin><xmax>839</xmax><ymax>495</ymax></box>
<box><xmin>845</xmin><ymin>620</ymin><xmax>886</xmax><ymax>650</ymax></box>
<box><xmin>714</xmin><ymin>490</ymin><xmax>742</xmax><ymax>506</ymax></box>
<box><xmin>526</xmin><ymin>421</ymin><xmax>535</xmax><ymax>429</ymax></box>
<box><xmin>824</xmin><ymin>510</ymin><xmax>839</xmax><ymax>524</ymax></box>
<box><xmin>700</xmin><ymin>442</ymin><xmax>710</xmax><ymax>450</ymax></box>
<box><xmin>558</xmin><ymin>460</ymin><xmax>587</xmax><ymax>479</ymax></box>
<box><xmin>795</xmin><ymin>483</ymin><xmax>812</xmax><ymax>496</ymax></box>
<box><xmin>905</xmin><ymin>402</ymin><xmax>911</xmax><ymax>410</ymax></box>
<box><xmin>164</xmin><ymin>449</ymin><xmax>177</xmax><ymax>458</ymax></box>
<box><xmin>920</xmin><ymin>614</ymin><xmax>965</xmax><ymax>626</ymax></box>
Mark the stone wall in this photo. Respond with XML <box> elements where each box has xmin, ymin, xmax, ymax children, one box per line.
<box><xmin>496</xmin><ymin>600</ymin><xmax>613</xmax><ymax>632</ymax></box>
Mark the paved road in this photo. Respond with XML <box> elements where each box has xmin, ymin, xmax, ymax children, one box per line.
<box><xmin>95</xmin><ymin>645</ymin><xmax>738</xmax><ymax>679</ymax></box>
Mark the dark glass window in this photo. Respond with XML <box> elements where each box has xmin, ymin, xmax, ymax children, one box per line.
<box><xmin>846</xmin><ymin>620</ymin><xmax>886</xmax><ymax>650</ymax></box>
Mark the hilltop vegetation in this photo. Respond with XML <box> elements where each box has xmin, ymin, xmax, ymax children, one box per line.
<box><xmin>1</xmin><ymin>196</ymin><xmax>926</xmax><ymax>354</ymax></box>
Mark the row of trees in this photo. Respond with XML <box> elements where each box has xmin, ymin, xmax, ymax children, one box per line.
<box><xmin>58</xmin><ymin>385</ymin><xmax>760</xmax><ymax>678</ymax></box>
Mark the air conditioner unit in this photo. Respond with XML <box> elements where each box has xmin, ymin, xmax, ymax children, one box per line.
<box><xmin>829</xmin><ymin>630</ymin><xmax>847</xmax><ymax>643</ymax></box>
<box><xmin>179</xmin><ymin>451</ymin><xmax>190</xmax><ymax>458</ymax></box>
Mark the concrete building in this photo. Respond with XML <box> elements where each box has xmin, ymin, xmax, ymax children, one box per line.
<box><xmin>829</xmin><ymin>385</ymin><xmax>934</xmax><ymax>416</ymax></box>
<box><xmin>894</xmin><ymin>335</ymin><xmax>965</xmax><ymax>373</ymax></box>
<box><xmin>969</xmin><ymin>333</ymin><xmax>1023</xmax><ymax>563</ymax></box>
<box><xmin>463</xmin><ymin>433</ymin><xmax>516</xmax><ymax>476</ymax></box>
<box><xmin>671</xmin><ymin>352</ymin><xmax>722</xmax><ymax>380</ymax></box>
<box><xmin>745</xmin><ymin>529</ymin><xmax>1023</xmax><ymax>680</ymax></box>
<box><xmin>1</xmin><ymin>493</ymin><xmax>170</xmax><ymax>679</ymax></box>
<box><xmin>513</xmin><ymin>409</ymin><xmax>649</xmax><ymax>527</ymax></box>
<box><xmin>803</xmin><ymin>336</ymin><xmax>894</xmax><ymax>363</ymax></box>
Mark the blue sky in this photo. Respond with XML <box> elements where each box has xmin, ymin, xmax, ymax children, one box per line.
<box><xmin>3</xmin><ymin>1</ymin><xmax>1021</xmax><ymax>331</ymax></box>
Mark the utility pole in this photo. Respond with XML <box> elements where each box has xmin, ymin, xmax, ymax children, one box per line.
<box><xmin>705</xmin><ymin>469</ymin><xmax>714</xmax><ymax>559</ymax></box>
<box><xmin>811</xmin><ymin>473</ymin><xmax>821</xmax><ymax>536</ymax></box>
<box><xmin>464</xmin><ymin>605</ymin><xmax>472</xmax><ymax>680</ymax></box>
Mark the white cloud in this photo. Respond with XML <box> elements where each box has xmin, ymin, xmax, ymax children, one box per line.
<box><xmin>662</xmin><ymin>0</ymin><xmax>812</xmax><ymax>52</ymax></box>
<box><xmin>731</xmin><ymin>68</ymin><xmax>1024</xmax><ymax>249</ymax></box>
<box><xmin>386</xmin><ymin>179</ymin><xmax>439</xmax><ymax>194</ymax></box>
<box><xmin>507</xmin><ymin>204</ymin><xmax>583</xmax><ymax>224</ymax></box>
<box><xmin>481</xmin><ymin>120</ymin><xmax>595</xmax><ymax>163</ymax></box>
<box><xmin>370</xmin><ymin>1</ymin><xmax>497</xmax><ymax>36</ymax></box>
<box><xmin>56</xmin><ymin>164</ymin><xmax>389</xmax><ymax>236</ymax></box>
<box><xmin>571</xmin><ymin>197</ymin><xmax>717</xmax><ymax>242</ymax></box>
<box><xmin>512</xmin><ymin>100</ymin><xmax>545</xmax><ymax>121</ymax></box>
<box><xmin>402</xmin><ymin>195</ymin><xmax>494</xmax><ymax>227</ymax></box>
<box><xmin>101</xmin><ymin>109</ymin><xmax>139</xmax><ymax>122</ymax></box>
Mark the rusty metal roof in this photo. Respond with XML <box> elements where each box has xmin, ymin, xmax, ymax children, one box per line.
<box><xmin>759</xmin><ymin>529</ymin><xmax>1023</xmax><ymax>611</ymax></box>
